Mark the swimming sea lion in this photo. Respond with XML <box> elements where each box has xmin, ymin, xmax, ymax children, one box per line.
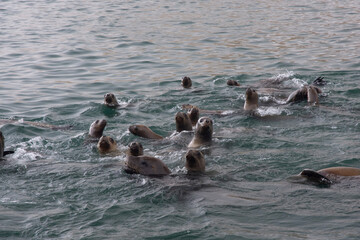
<box><xmin>182</xmin><ymin>76</ymin><xmax>192</xmax><ymax>89</ymax></box>
<box><xmin>185</xmin><ymin>149</ymin><xmax>205</xmax><ymax>173</ymax></box>
<box><xmin>188</xmin><ymin>117</ymin><xmax>213</xmax><ymax>148</ymax></box>
<box><xmin>299</xmin><ymin>167</ymin><xmax>360</xmax><ymax>186</ymax></box>
<box><xmin>244</xmin><ymin>88</ymin><xmax>259</xmax><ymax>111</ymax></box>
<box><xmin>103</xmin><ymin>93</ymin><xmax>120</xmax><ymax>108</ymax></box>
<box><xmin>97</xmin><ymin>136</ymin><xmax>117</xmax><ymax>154</ymax></box>
<box><xmin>187</xmin><ymin>107</ymin><xmax>200</xmax><ymax>126</ymax></box>
<box><xmin>286</xmin><ymin>85</ymin><xmax>322</xmax><ymax>104</ymax></box>
<box><xmin>175</xmin><ymin>112</ymin><xmax>193</xmax><ymax>132</ymax></box>
<box><xmin>125</xmin><ymin>142</ymin><xmax>171</xmax><ymax>176</ymax></box>
<box><xmin>227</xmin><ymin>79</ymin><xmax>240</xmax><ymax>86</ymax></box>
<box><xmin>89</xmin><ymin>119</ymin><xmax>107</xmax><ymax>138</ymax></box>
<box><xmin>0</xmin><ymin>130</ymin><xmax>14</xmax><ymax>158</ymax></box>
<box><xmin>129</xmin><ymin>125</ymin><xmax>164</xmax><ymax>140</ymax></box>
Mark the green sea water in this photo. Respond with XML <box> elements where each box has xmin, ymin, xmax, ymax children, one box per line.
<box><xmin>0</xmin><ymin>1</ymin><xmax>359</xmax><ymax>239</ymax></box>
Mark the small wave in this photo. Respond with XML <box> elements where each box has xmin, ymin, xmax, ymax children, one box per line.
<box><xmin>257</xmin><ymin>106</ymin><xmax>291</xmax><ymax>117</ymax></box>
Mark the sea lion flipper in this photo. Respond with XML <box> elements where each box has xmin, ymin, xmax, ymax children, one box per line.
<box><xmin>3</xmin><ymin>150</ymin><xmax>14</xmax><ymax>156</ymax></box>
<box><xmin>300</xmin><ymin>169</ymin><xmax>332</xmax><ymax>186</ymax></box>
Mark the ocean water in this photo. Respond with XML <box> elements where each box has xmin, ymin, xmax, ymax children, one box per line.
<box><xmin>0</xmin><ymin>0</ymin><xmax>359</xmax><ymax>239</ymax></box>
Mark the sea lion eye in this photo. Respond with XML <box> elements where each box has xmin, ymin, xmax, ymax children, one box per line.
<box><xmin>95</xmin><ymin>120</ymin><xmax>99</xmax><ymax>124</ymax></box>
<box><xmin>110</xmin><ymin>138</ymin><xmax>114</xmax><ymax>143</ymax></box>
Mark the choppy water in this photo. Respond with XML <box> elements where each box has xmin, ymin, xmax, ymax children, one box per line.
<box><xmin>1</xmin><ymin>0</ymin><xmax>359</xmax><ymax>239</ymax></box>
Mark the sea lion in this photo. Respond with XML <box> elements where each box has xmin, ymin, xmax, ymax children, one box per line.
<box><xmin>128</xmin><ymin>125</ymin><xmax>164</xmax><ymax>140</ymax></box>
<box><xmin>0</xmin><ymin>130</ymin><xmax>14</xmax><ymax>158</ymax></box>
<box><xmin>89</xmin><ymin>119</ymin><xmax>107</xmax><ymax>138</ymax></box>
<box><xmin>185</xmin><ymin>149</ymin><xmax>205</xmax><ymax>173</ymax></box>
<box><xmin>188</xmin><ymin>117</ymin><xmax>213</xmax><ymax>148</ymax></box>
<box><xmin>175</xmin><ymin>112</ymin><xmax>193</xmax><ymax>132</ymax></box>
<box><xmin>286</xmin><ymin>85</ymin><xmax>322</xmax><ymax>104</ymax></box>
<box><xmin>181</xmin><ymin>76</ymin><xmax>192</xmax><ymax>89</ymax></box>
<box><xmin>125</xmin><ymin>142</ymin><xmax>171</xmax><ymax>176</ymax></box>
<box><xmin>97</xmin><ymin>136</ymin><xmax>117</xmax><ymax>154</ymax></box>
<box><xmin>227</xmin><ymin>79</ymin><xmax>240</xmax><ymax>86</ymax></box>
<box><xmin>187</xmin><ymin>107</ymin><xmax>200</xmax><ymax>126</ymax></box>
<box><xmin>103</xmin><ymin>93</ymin><xmax>120</xmax><ymax>108</ymax></box>
<box><xmin>299</xmin><ymin>167</ymin><xmax>360</xmax><ymax>186</ymax></box>
<box><xmin>244</xmin><ymin>88</ymin><xmax>259</xmax><ymax>111</ymax></box>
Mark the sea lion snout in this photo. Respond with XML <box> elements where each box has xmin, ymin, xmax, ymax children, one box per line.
<box><xmin>129</xmin><ymin>142</ymin><xmax>143</xmax><ymax>156</ymax></box>
<box><xmin>199</xmin><ymin>117</ymin><xmax>213</xmax><ymax>127</ymax></box>
<box><xmin>99</xmin><ymin>138</ymin><xmax>110</xmax><ymax>150</ymax></box>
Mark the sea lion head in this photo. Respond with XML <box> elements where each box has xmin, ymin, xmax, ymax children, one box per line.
<box><xmin>97</xmin><ymin>136</ymin><xmax>117</xmax><ymax>153</ymax></box>
<box><xmin>227</xmin><ymin>79</ymin><xmax>240</xmax><ymax>86</ymax></box>
<box><xmin>244</xmin><ymin>88</ymin><xmax>259</xmax><ymax>111</ymax></box>
<box><xmin>187</xmin><ymin>107</ymin><xmax>200</xmax><ymax>126</ymax></box>
<box><xmin>175</xmin><ymin>112</ymin><xmax>193</xmax><ymax>132</ymax></box>
<box><xmin>103</xmin><ymin>93</ymin><xmax>120</xmax><ymax>107</ymax></box>
<box><xmin>89</xmin><ymin>119</ymin><xmax>107</xmax><ymax>138</ymax></box>
<box><xmin>185</xmin><ymin>150</ymin><xmax>205</xmax><ymax>173</ymax></box>
<box><xmin>194</xmin><ymin>117</ymin><xmax>213</xmax><ymax>141</ymax></box>
<box><xmin>181</xmin><ymin>76</ymin><xmax>192</xmax><ymax>88</ymax></box>
<box><xmin>128</xmin><ymin>142</ymin><xmax>144</xmax><ymax>156</ymax></box>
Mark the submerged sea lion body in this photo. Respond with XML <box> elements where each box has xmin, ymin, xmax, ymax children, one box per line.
<box><xmin>89</xmin><ymin>119</ymin><xmax>107</xmax><ymax>139</ymax></box>
<box><xmin>125</xmin><ymin>142</ymin><xmax>171</xmax><ymax>176</ymax></box>
<box><xmin>244</xmin><ymin>88</ymin><xmax>259</xmax><ymax>111</ymax></box>
<box><xmin>129</xmin><ymin>125</ymin><xmax>164</xmax><ymax>140</ymax></box>
<box><xmin>185</xmin><ymin>149</ymin><xmax>205</xmax><ymax>173</ymax></box>
<box><xmin>181</xmin><ymin>76</ymin><xmax>192</xmax><ymax>89</ymax></box>
<box><xmin>175</xmin><ymin>112</ymin><xmax>193</xmax><ymax>132</ymax></box>
<box><xmin>299</xmin><ymin>167</ymin><xmax>360</xmax><ymax>186</ymax></box>
<box><xmin>97</xmin><ymin>136</ymin><xmax>118</xmax><ymax>154</ymax></box>
<box><xmin>103</xmin><ymin>93</ymin><xmax>120</xmax><ymax>108</ymax></box>
<box><xmin>188</xmin><ymin>117</ymin><xmax>213</xmax><ymax>148</ymax></box>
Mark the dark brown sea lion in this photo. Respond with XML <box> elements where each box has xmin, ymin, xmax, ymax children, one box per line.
<box><xmin>103</xmin><ymin>93</ymin><xmax>120</xmax><ymax>108</ymax></box>
<box><xmin>175</xmin><ymin>112</ymin><xmax>192</xmax><ymax>132</ymax></box>
<box><xmin>188</xmin><ymin>117</ymin><xmax>213</xmax><ymax>148</ymax></box>
<box><xmin>97</xmin><ymin>136</ymin><xmax>117</xmax><ymax>154</ymax></box>
<box><xmin>0</xmin><ymin>130</ymin><xmax>14</xmax><ymax>158</ymax></box>
<box><xmin>244</xmin><ymin>88</ymin><xmax>259</xmax><ymax>111</ymax></box>
<box><xmin>187</xmin><ymin>107</ymin><xmax>200</xmax><ymax>126</ymax></box>
<box><xmin>89</xmin><ymin>119</ymin><xmax>107</xmax><ymax>138</ymax></box>
<box><xmin>128</xmin><ymin>125</ymin><xmax>164</xmax><ymax>140</ymax></box>
<box><xmin>299</xmin><ymin>167</ymin><xmax>360</xmax><ymax>186</ymax></box>
<box><xmin>181</xmin><ymin>76</ymin><xmax>192</xmax><ymax>89</ymax></box>
<box><xmin>185</xmin><ymin>149</ymin><xmax>205</xmax><ymax>173</ymax></box>
<box><xmin>125</xmin><ymin>142</ymin><xmax>171</xmax><ymax>176</ymax></box>
<box><xmin>227</xmin><ymin>79</ymin><xmax>240</xmax><ymax>86</ymax></box>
